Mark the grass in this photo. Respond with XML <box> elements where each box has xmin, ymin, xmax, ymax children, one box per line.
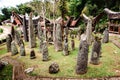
<box><xmin>0</xmin><ymin>64</ymin><xmax>13</xmax><ymax>80</ymax></box>
<box><xmin>0</xmin><ymin>37</ymin><xmax>120</xmax><ymax>78</ymax></box>
<box><xmin>0</xmin><ymin>44</ymin><xmax>7</xmax><ymax>56</ymax></box>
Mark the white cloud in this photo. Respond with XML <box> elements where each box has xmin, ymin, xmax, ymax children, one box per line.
<box><xmin>0</xmin><ymin>0</ymin><xmax>32</xmax><ymax>8</ymax></box>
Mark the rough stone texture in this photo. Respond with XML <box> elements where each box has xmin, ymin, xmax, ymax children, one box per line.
<box><xmin>42</xmin><ymin>41</ymin><xmax>49</xmax><ymax>61</ymax></box>
<box><xmin>30</xmin><ymin>50</ymin><xmax>36</xmax><ymax>59</ymax></box>
<box><xmin>23</xmin><ymin>15</ymin><xmax>29</xmax><ymax>42</ymax></box>
<box><xmin>11</xmin><ymin>26</ymin><xmax>15</xmax><ymax>40</ymax></box>
<box><xmin>90</xmin><ymin>37</ymin><xmax>101</xmax><ymax>65</ymax></box>
<box><xmin>64</xmin><ymin>27</ymin><xmax>69</xmax><ymax>37</ymax></box>
<box><xmin>20</xmin><ymin>42</ymin><xmax>26</xmax><ymax>56</ymax></box>
<box><xmin>37</xmin><ymin>22</ymin><xmax>44</xmax><ymax>53</ymax></box>
<box><xmin>76</xmin><ymin>40</ymin><xmax>89</xmax><ymax>74</ymax></box>
<box><xmin>86</xmin><ymin>19</ymin><xmax>92</xmax><ymax>45</ymax></box>
<box><xmin>49</xmin><ymin>62</ymin><xmax>59</xmax><ymax>74</ymax></box>
<box><xmin>71</xmin><ymin>35</ymin><xmax>75</xmax><ymax>50</ymax></box>
<box><xmin>102</xmin><ymin>28</ymin><xmax>109</xmax><ymax>43</ymax></box>
<box><xmin>28</xmin><ymin>12</ymin><xmax>36</xmax><ymax>48</ymax></box>
<box><xmin>55</xmin><ymin>23</ymin><xmax>63</xmax><ymax>51</ymax></box>
<box><xmin>11</xmin><ymin>41</ymin><xmax>18</xmax><ymax>56</ymax></box>
<box><xmin>15</xmin><ymin>30</ymin><xmax>21</xmax><ymax>46</ymax></box>
<box><xmin>63</xmin><ymin>36</ymin><xmax>69</xmax><ymax>56</ymax></box>
<box><xmin>6</xmin><ymin>34</ymin><xmax>12</xmax><ymax>52</ymax></box>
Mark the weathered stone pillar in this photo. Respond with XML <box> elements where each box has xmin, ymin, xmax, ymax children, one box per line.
<box><xmin>37</xmin><ymin>22</ymin><xmax>44</xmax><ymax>53</ymax></box>
<box><xmin>23</xmin><ymin>15</ymin><xmax>29</xmax><ymax>42</ymax></box>
<box><xmin>28</xmin><ymin>12</ymin><xmax>36</xmax><ymax>48</ymax></box>
<box><xmin>20</xmin><ymin>41</ymin><xmax>26</xmax><ymax>56</ymax></box>
<box><xmin>14</xmin><ymin>30</ymin><xmax>21</xmax><ymax>46</ymax></box>
<box><xmin>76</xmin><ymin>36</ymin><xmax>89</xmax><ymax>74</ymax></box>
<box><xmin>42</xmin><ymin>41</ymin><xmax>49</xmax><ymax>61</ymax></box>
<box><xmin>11</xmin><ymin>26</ymin><xmax>15</xmax><ymax>40</ymax></box>
<box><xmin>71</xmin><ymin>35</ymin><xmax>75</xmax><ymax>50</ymax></box>
<box><xmin>55</xmin><ymin>23</ymin><xmax>63</xmax><ymax>51</ymax></box>
<box><xmin>63</xmin><ymin>36</ymin><xmax>69</xmax><ymax>56</ymax></box>
<box><xmin>11</xmin><ymin>41</ymin><xmax>18</xmax><ymax>56</ymax></box>
<box><xmin>6</xmin><ymin>34</ymin><xmax>12</xmax><ymax>52</ymax></box>
<box><xmin>30</xmin><ymin>49</ymin><xmax>36</xmax><ymax>59</ymax></box>
<box><xmin>102</xmin><ymin>28</ymin><xmax>109</xmax><ymax>43</ymax></box>
<box><xmin>90</xmin><ymin>36</ymin><xmax>101</xmax><ymax>65</ymax></box>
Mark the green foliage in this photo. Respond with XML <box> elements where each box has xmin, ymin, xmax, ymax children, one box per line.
<box><xmin>0</xmin><ymin>28</ymin><xmax>3</xmax><ymax>33</ymax></box>
<box><xmin>1</xmin><ymin>8</ymin><xmax>11</xmax><ymax>19</ymax></box>
<box><xmin>17</xmin><ymin>4</ymin><xmax>33</xmax><ymax>14</ymax></box>
<box><xmin>59</xmin><ymin>0</ymin><xmax>68</xmax><ymax>18</ymax></box>
<box><xmin>0</xmin><ymin>65</ymin><xmax>13</xmax><ymax>80</ymax></box>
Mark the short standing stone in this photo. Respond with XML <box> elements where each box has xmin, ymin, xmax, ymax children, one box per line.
<box><xmin>76</xmin><ymin>40</ymin><xmax>89</xmax><ymax>74</ymax></box>
<box><xmin>71</xmin><ymin>35</ymin><xmax>75</xmax><ymax>50</ymax></box>
<box><xmin>90</xmin><ymin>37</ymin><xmax>101</xmax><ymax>65</ymax></box>
<box><xmin>42</xmin><ymin>41</ymin><xmax>49</xmax><ymax>61</ymax></box>
<box><xmin>63</xmin><ymin>36</ymin><xmax>69</xmax><ymax>56</ymax></box>
<box><xmin>20</xmin><ymin>42</ymin><xmax>26</xmax><ymax>56</ymax></box>
<box><xmin>30</xmin><ymin>50</ymin><xmax>36</xmax><ymax>59</ymax></box>
<box><xmin>6</xmin><ymin>34</ymin><xmax>12</xmax><ymax>52</ymax></box>
<box><xmin>11</xmin><ymin>41</ymin><xmax>18</xmax><ymax>56</ymax></box>
<box><xmin>102</xmin><ymin>28</ymin><xmax>109</xmax><ymax>43</ymax></box>
<box><xmin>49</xmin><ymin>62</ymin><xmax>59</xmax><ymax>74</ymax></box>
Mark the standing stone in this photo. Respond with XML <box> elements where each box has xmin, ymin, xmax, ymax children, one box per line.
<box><xmin>42</xmin><ymin>41</ymin><xmax>49</xmax><ymax>61</ymax></box>
<box><xmin>64</xmin><ymin>27</ymin><xmax>69</xmax><ymax>37</ymax></box>
<box><xmin>76</xmin><ymin>39</ymin><xmax>89</xmax><ymax>74</ymax></box>
<box><xmin>102</xmin><ymin>28</ymin><xmax>109</xmax><ymax>43</ymax></box>
<box><xmin>63</xmin><ymin>36</ymin><xmax>69</xmax><ymax>56</ymax></box>
<box><xmin>82</xmin><ymin>14</ymin><xmax>92</xmax><ymax>45</ymax></box>
<box><xmin>15</xmin><ymin>30</ymin><xmax>21</xmax><ymax>46</ymax></box>
<box><xmin>71</xmin><ymin>35</ymin><xmax>75</xmax><ymax>50</ymax></box>
<box><xmin>11</xmin><ymin>41</ymin><xmax>18</xmax><ymax>56</ymax></box>
<box><xmin>23</xmin><ymin>15</ymin><xmax>29</xmax><ymax>42</ymax></box>
<box><xmin>55</xmin><ymin>23</ymin><xmax>63</xmax><ymax>51</ymax></box>
<box><xmin>20</xmin><ymin>41</ymin><xmax>26</xmax><ymax>56</ymax></box>
<box><xmin>86</xmin><ymin>19</ymin><xmax>92</xmax><ymax>45</ymax></box>
<box><xmin>11</xmin><ymin>26</ymin><xmax>15</xmax><ymax>40</ymax></box>
<box><xmin>49</xmin><ymin>62</ymin><xmax>60</xmax><ymax>74</ymax></box>
<box><xmin>28</xmin><ymin>12</ymin><xmax>36</xmax><ymax>48</ymax></box>
<box><xmin>37</xmin><ymin>22</ymin><xmax>44</xmax><ymax>53</ymax></box>
<box><xmin>30</xmin><ymin>50</ymin><xmax>36</xmax><ymax>59</ymax></box>
<box><xmin>6</xmin><ymin>34</ymin><xmax>12</xmax><ymax>52</ymax></box>
<box><xmin>90</xmin><ymin>36</ymin><xmax>101</xmax><ymax>65</ymax></box>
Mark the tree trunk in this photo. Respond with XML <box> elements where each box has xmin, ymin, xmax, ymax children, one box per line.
<box><xmin>76</xmin><ymin>39</ymin><xmax>89</xmax><ymax>74</ymax></box>
<box><xmin>23</xmin><ymin>15</ymin><xmax>29</xmax><ymax>42</ymax></box>
<box><xmin>90</xmin><ymin>37</ymin><xmax>101</xmax><ymax>65</ymax></box>
<box><xmin>28</xmin><ymin>12</ymin><xmax>36</xmax><ymax>48</ymax></box>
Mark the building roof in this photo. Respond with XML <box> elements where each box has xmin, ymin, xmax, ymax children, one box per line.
<box><xmin>104</xmin><ymin>8</ymin><xmax>120</xmax><ymax>19</ymax></box>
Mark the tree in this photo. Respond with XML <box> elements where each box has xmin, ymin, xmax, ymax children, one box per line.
<box><xmin>17</xmin><ymin>4</ymin><xmax>33</xmax><ymax>14</ymax></box>
<box><xmin>1</xmin><ymin>8</ymin><xmax>11</xmax><ymax>19</ymax></box>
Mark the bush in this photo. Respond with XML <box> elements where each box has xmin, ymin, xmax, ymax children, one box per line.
<box><xmin>0</xmin><ymin>28</ymin><xmax>3</xmax><ymax>33</ymax></box>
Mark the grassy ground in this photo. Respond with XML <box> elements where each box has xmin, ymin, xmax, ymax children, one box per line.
<box><xmin>0</xmin><ymin>37</ymin><xmax>120</xmax><ymax>78</ymax></box>
<box><xmin>0</xmin><ymin>64</ymin><xmax>13</xmax><ymax>80</ymax></box>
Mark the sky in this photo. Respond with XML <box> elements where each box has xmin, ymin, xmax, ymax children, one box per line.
<box><xmin>0</xmin><ymin>0</ymin><xmax>32</xmax><ymax>14</ymax></box>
